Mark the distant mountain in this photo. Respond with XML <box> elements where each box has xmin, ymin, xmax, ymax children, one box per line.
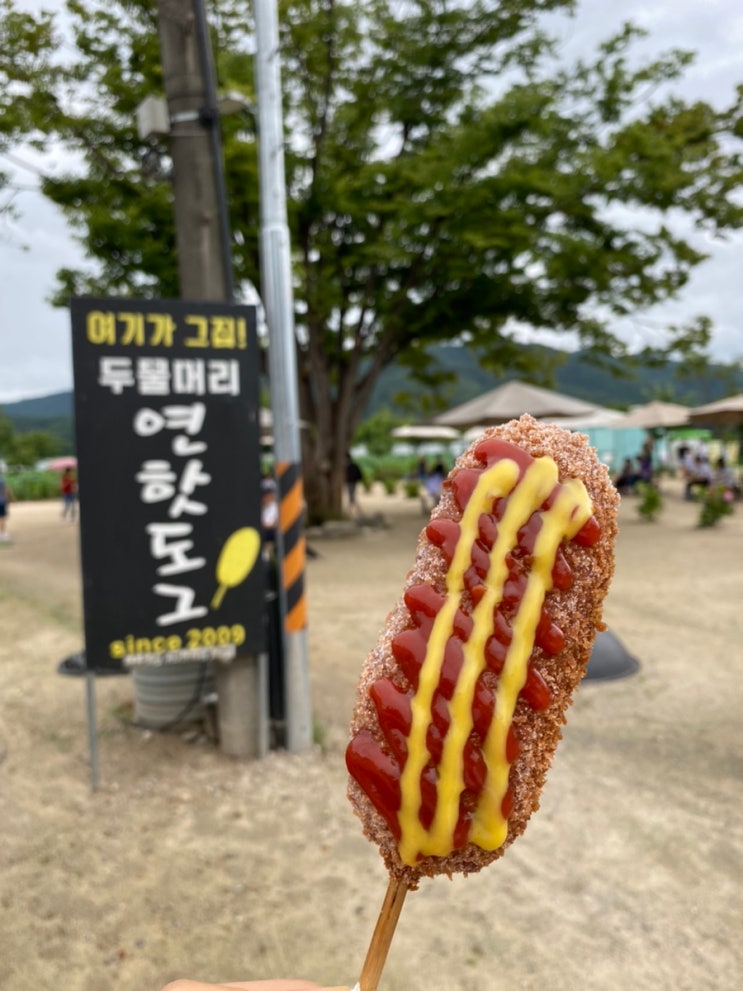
<box><xmin>1</xmin><ymin>392</ymin><xmax>75</xmax><ymax>448</ymax></box>
<box><xmin>365</xmin><ymin>343</ymin><xmax>743</xmax><ymax>417</ymax></box>
<box><xmin>3</xmin><ymin>346</ymin><xmax>741</xmax><ymax>442</ymax></box>
<box><xmin>1</xmin><ymin>391</ymin><xmax>73</xmax><ymax>419</ymax></box>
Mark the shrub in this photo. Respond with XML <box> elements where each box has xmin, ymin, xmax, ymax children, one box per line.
<box><xmin>6</xmin><ymin>470</ymin><xmax>61</xmax><ymax>501</ymax></box>
<box><xmin>698</xmin><ymin>485</ymin><xmax>735</xmax><ymax>528</ymax></box>
<box><xmin>636</xmin><ymin>481</ymin><xmax>663</xmax><ymax>521</ymax></box>
<box><xmin>369</xmin><ymin>456</ymin><xmax>408</xmax><ymax>494</ymax></box>
<box><xmin>403</xmin><ymin>479</ymin><xmax>421</xmax><ymax>499</ymax></box>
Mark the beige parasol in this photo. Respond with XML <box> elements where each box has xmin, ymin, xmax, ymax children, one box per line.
<box><xmin>688</xmin><ymin>393</ymin><xmax>743</xmax><ymax>427</ymax></box>
<box><xmin>613</xmin><ymin>401</ymin><xmax>690</xmax><ymax>430</ymax></box>
<box><xmin>391</xmin><ymin>424</ymin><xmax>460</xmax><ymax>441</ymax></box>
<box><xmin>433</xmin><ymin>380</ymin><xmax>600</xmax><ymax>430</ymax></box>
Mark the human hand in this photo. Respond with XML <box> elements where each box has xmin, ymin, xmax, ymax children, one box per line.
<box><xmin>161</xmin><ymin>980</ymin><xmax>350</xmax><ymax>991</ymax></box>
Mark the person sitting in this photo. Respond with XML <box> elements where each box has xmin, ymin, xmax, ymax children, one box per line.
<box><xmin>713</xmin><ymin>455</ymin><xmax>740</xmax><ymax>499</ymax></box>
<box><xmin>636</xmin><ymin>451</ymin><xmax>653</xmax><ymax>484</ymax></box>
<box><xmin>685</xmin><ymin>454</ymin><xmax>713</xmax><ymax>501</ymax></box>
<box><xmin>423</xmin><ymin>460</ymin><xmax>446</xmax><ymax>510</ymax></box>
<box><xmin>679</xmin><ymin>446</ymin><xmax>697</xmax><ymax>484</ymax></box>
<box><xmin>261</xmin><ymin>477</ymin><xmax>279</xmax><ymax>552</ymax></box>
<box><xmin>613</xmin><ymin>458</ymin><xmax>639</xmax><ymax>495</ymax></box>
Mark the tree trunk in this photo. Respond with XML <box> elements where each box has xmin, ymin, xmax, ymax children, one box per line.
<box><xmin>296</xmin><ymin>316</ymin><xmax>397</xmax><ymax>524</ymax></box>
<box><xmin>301</xmin><ymin>416</ymin><xmax>350</xmax><ymax>524</ymax></box>
<box><xmin>297</xmin><ymin>355</ymin><xmax>357</xmax><ymax>523</ymax></box>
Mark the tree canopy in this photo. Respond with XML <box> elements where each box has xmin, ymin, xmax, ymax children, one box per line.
<box><xmin>0</xmin><ymin>409</ymin><xmax>64</xmax><ymax>466</ymax></box>
<box><xmin>1</xmin><ymin>0</ymin><xmax>742</xmax><ymax>518</ymax></box>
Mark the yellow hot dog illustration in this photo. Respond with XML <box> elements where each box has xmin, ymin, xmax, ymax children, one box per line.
<box><xmin>211</xmin><ymin>526</ymin><xmax>261</xmax><ymax>609</ymax></box>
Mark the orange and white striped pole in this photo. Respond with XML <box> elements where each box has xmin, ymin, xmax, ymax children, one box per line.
<box><xmin>275</xmin><ymin>460</ymin><xmax>308</xmax><ymax>633</ymax></box>
<box><xmin>273</xmin><ymin>457</ymin><xmax>310</xmax><ymax>752</ymax></box>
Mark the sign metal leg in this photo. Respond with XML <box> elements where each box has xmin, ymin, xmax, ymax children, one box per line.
<box><xmin>85</xmin><ymin>670</ymin><xmax>100</xmax><ymax>791</ymax></box>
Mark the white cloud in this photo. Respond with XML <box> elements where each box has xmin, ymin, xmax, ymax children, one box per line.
<box><xmin>1</xmin><ymin>0</ymin><xmax>742</xmax><ymax>404</ymax></box>
<box><xmin>0</xmin><ymin>183</ymin><xmax>85</xmax><ymax>403</ymax></box>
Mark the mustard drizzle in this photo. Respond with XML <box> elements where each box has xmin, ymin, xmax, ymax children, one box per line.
<box><xmin>396</xmin><ymin>455</ymin><xmax>593</xmax><ymax>866</ymax></box>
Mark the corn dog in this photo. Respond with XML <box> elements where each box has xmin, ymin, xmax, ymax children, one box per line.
<box><xmin>346</xmin><ymin>415</ymin><xmax>618</xmax><ymax>886</ymax></box>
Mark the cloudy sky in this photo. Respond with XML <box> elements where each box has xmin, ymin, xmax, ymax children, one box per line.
<box><xmin>1</xmin><ymin>0</ymin><xmax>742</xmax><ymax>405</ymax></box>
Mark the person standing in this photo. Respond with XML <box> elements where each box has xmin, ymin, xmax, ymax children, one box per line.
<box><xmin>0</xmin><ymin>467</ymin><xmax>11</xmax><ymax>541</ymax></box>
<box><xmin>345</xmin><ymin>453</ymin><xmax>364</xmax><ymax>518</ymax></box>
<box><xmin>60</xmin><ymin>467</ymin><xmax>78</xmax><ymax>522</ymax></box>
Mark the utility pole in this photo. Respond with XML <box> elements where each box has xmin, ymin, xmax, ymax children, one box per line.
<box><xmin>254</xmin><ymin>0</ymin><xmax>312</xmax><ymax>752</ymax></box>
<box><xmin>156</xmin><ymin>0</ymin><xmax>234</xmax><ymax>301</ymax></box>
<box><xmin>156</xmin><ymin>0</ymin><xmax>265</xmax><ymax>757</ymax></box>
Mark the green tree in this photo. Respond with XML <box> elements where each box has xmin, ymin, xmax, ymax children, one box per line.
<box><xmin>8</xmin><ymin>429</ymin><xmax>59</xmax><ymax>466</ymax></box>
<box><xmin>353</xmin><ymin>408</ymin><xmax>404</xmax><ymax>458</ymax></box>
<box><xmin>2</xmin><ymin>0</ymin><xmax>742</xmax><ymax>518</ymax></box>
<box><xmin>0</xmin><ymin>412</ymin><xmax>15</xmax><ymax>461</ymax></box>
<box><xmin>0</xmin><ymin>410</ymin><xmax>60</xmax><ymax>466</ymax></box>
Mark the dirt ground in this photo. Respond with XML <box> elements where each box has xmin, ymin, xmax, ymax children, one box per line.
<box><xmin>1</xmin><ymin>474</ymin><xmax>741</xmax><ymax>991</ymax></box>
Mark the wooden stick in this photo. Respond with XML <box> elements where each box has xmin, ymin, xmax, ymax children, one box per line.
<box><xmin>358</xmin><ymin>876</ymin><xmax>409</xmax><ymax>991</ymax></box>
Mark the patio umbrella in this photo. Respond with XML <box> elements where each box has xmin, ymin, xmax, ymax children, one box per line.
<box><xmin>687</xmin><ymin>393</ymin><xmax>743</xmax><ymax>426</ymax></box>
<box><xmin>542</xmin><ymin>407</ymin><xmax>627</xmax><ymax>429</ymax></box>
<box><xmin>613</xmin><ymin>401</ymin><xmax>690</xmax><ymax>429</ymax></box>
<box><xmin>434</xmin><ymin>380</ymin><xmax>600</xmax><ymax>430</ymax></box>
<box><xmin>462</xmin><ymin>406</ymin><xmax>623</xmax><ymax>443</ymax></box>
<box><xmin>391</xmin><ymin>424</ymin><xmax>460</xmax><ymax>441</ymax></box>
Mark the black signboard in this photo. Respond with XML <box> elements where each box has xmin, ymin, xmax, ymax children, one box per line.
<box><xmin>71</xmin><ymin>297</ymin><xmax>265</xmax><ymax>672</ymax></box>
